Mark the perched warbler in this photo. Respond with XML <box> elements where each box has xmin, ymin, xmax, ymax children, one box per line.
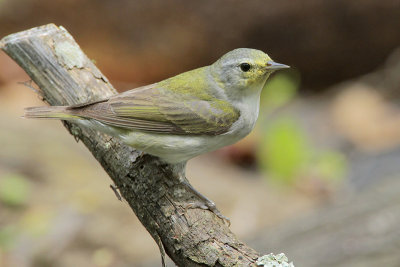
<box><xmin>25</xmin><ymin>48</ymin><xmax>288</xmax><ymax>163</ymax></box>
<box><xmin>25</xmin><ymin>48</ymin><xmax>289</xmax><ymax>220</ymax></box>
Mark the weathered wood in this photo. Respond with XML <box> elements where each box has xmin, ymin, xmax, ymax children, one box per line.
<box><xmin>0</xmin><ymin>24</ymin><xmax>260</xmax><ymax>266</ymax></box>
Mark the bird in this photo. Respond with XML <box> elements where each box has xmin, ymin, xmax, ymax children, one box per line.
<box><xmin>25</xmin><ymin>48</ymin><xmax>289</xmax><ymax>221</ymax></box>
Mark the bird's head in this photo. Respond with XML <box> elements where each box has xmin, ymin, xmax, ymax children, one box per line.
<box><xmin>210</xmin><ymin>48</ymin><xmax>289</xmax><ymax>99</ymax></box>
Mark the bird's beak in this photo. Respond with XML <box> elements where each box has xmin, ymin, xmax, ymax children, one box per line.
<box><xmin>266</xmin><ymin>61</ymin><xmax>290</xmax><ymax>70</ymax></box>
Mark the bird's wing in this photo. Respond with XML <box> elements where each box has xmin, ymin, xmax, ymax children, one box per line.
<box><xmin>75</xmin><ymin>84</ymin><xmax>240</xmax><ymax>135</ymax></box>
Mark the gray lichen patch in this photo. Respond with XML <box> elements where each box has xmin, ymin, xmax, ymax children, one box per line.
<box><xmin>257</xmin><ymin>253</ymin><xmax>294</xmax><ymax>267</ymax></box>
<box><xmin>54</xmin><ymin>40</ymin><xmax>85</xmax><ymax>69</ymax></box>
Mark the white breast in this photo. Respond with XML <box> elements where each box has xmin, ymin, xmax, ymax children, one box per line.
<box><xmin>226</xmin><ymin>90</ymin><xmax>261</xmax><ymax>139</ymax></box>
<box><xmin>80</xmin><ymin>90</ymin><xmax>262</xmax><ymax>164</ymax></box>
<box><xmin>117</xmin><ymin>92</ymin><xmax>261</xmax><ymax>163</ymax></box>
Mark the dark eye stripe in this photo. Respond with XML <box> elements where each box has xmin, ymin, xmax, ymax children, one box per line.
<box><xmin>240</xmin><ymin>63</ymin><xmax>251</xmax><ymax>72</ymax></box>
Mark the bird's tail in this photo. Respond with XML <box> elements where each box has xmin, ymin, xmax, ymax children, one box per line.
<box><xmin>24</xmin><ymin>106</ymin><xmax>81</xmax><ymax>120</ymax></box>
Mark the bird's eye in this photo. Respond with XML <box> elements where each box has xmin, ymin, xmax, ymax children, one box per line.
<box><xmin>240</xmin><ymin>63</ymin><xmax>251</xmax><ymax>72</ymax></box>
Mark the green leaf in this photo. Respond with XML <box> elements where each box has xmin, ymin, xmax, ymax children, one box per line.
<box><xmin>313</xmin><ymin>151</ymin><xmax>347</xmax><ymax>182</ymax></box>
<box><xmin>261</xmin><ymin>70</ymin><xmax>300</xmax><ymax>110</ymax></box>
<box><xmin>0</xmin><ymin>225</ymin><xmax>17</xmax><ymax>250</ymax></box>
<box><xmin>258</xmin><ymin>118</ymin><xmax>310</xmax><ymax>183</ymax></box>
<box><xmin>0</xmin><ymin>173</ymin><xmax>30</xmax><ymax>207</ymax></box>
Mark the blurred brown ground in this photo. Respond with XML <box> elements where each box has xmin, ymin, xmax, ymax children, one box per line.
<box><xmin>1</xmin><ymin>1</ymin><xmax>400</xmax><ymax>267</ymax></box>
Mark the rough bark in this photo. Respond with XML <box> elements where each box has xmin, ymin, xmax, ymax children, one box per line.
<box><xmin>0</xmin><ymin>24</ymin><xmax>260</xmax><ymax>266</ymax></box>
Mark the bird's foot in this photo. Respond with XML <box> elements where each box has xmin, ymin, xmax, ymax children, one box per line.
<box><xmin>173</xmin><ymin>162</ymin><xmax>230</xmax><ymax>226</ymax></box>
<box><xmin>178</xmin><ymin>177</ymin><xmax>230</xmax><ymax>226</ymax></box>
<box><xmin>184</xmin><ymin>200</ymin><xmax>231</xmax><ymax>226</ymax></box>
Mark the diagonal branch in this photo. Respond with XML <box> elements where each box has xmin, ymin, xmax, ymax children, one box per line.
<box><xmin>1</xmin><ymin>24</ymin><xmax>260</xmax><ymax>266</ymax></box>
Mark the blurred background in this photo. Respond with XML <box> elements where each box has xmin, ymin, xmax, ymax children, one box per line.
<box><xmin>1</xmin><ymin>1</ymin><xmax>400</xmax><ymax>266</ymax></box>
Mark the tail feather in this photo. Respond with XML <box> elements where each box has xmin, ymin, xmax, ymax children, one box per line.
<box><xmin>24</xmin><ymin>106</ymin><xmax>80</xmax><ymax>120</ymax></box>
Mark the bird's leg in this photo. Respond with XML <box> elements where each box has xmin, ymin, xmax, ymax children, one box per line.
<box><xmin>172</xmin><ymin>162</ymin><xmax>230</xmax><ymax>225</ymax></box>
<box><xmin>137</xmin><ymin>150</ymin><xmax>146</xmax><ymax>159</ymax></box>
<box><xmin>180</xmin><ymin>178</ymin><xmax>230</xmax><ymax>225</ymax></box>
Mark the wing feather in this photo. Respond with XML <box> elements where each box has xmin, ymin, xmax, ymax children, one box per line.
<box><xmin>75</xmin><ymin>84</ymin><xmax>240</xmax><ymax>135</ymax></box>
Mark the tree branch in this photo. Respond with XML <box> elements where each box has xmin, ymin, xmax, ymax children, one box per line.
<box><xmin>1</xmin><ymin>24</ymin><xmax>261</xmax><ymax>266</ymax></box>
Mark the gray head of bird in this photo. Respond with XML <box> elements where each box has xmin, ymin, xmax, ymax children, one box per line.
<box><xmin>210</xmin><ymin>48</ymin><xmax>289</xmax><ymax>99</ymax></box>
